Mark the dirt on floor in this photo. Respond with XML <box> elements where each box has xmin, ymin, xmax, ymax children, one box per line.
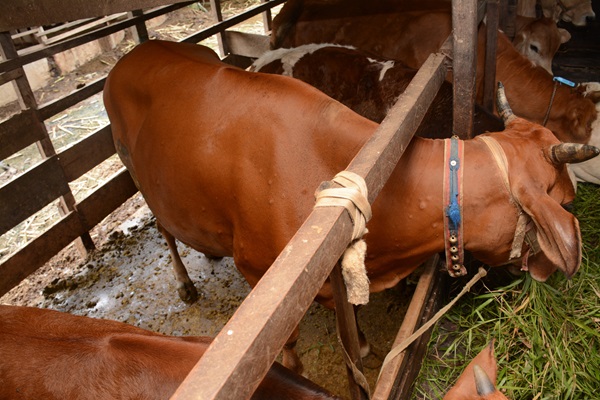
<box><xmin>0</xmin><ymin>2</ymin><xmax>422</xmax><ymax>398</ymax></box>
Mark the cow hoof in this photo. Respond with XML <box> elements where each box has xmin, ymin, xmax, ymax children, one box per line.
<box><xmin>177</xmin><ymin>282</ymin><xmax>199</xmax><ymax>304</ymax></box>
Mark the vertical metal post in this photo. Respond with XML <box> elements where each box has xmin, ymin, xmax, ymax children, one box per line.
<box><xmin>452</xmin><ymin>0</ymin><xmax>478</xmax><ymax>139</ymax></box>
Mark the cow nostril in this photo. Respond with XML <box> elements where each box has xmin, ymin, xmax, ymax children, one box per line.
<box><xmin>586</xmin><ymin>15</ymin><xmax>596</xmax><ymax>22</ymax></box>
<box><xmin>562</xmin><ymin>202</ymin><xmax>574</xmax><ymax>213</ymax></box>
<box><xmin>530</xmin><ymin>44</ymin><xmax>539</xmax><ymax>53</ymax></box>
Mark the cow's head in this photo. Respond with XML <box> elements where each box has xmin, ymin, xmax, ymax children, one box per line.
<box><xmin>512</xmin><ymin>18</ymin><xmax>570</xmax><ymax>75</ymax></box>
<box><xmin>559</xmin><ymin>0</ymin><xmax>595</xmax><ymax>26</ymax></box>
<box><xmin>480</xmin><ymin>83</ymin><xmax>599</xmax><ymax>281</ymax></box>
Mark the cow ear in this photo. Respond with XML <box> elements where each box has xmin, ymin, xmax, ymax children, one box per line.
<box><xmin>558</xmin><ymin>28</ymin><xmax>571</xmax><ymax>44</ymax></box>
<box><xmin>517</xmin><ymin>191</ymin><xmax>581</xmax><ymax>280</ymax></box>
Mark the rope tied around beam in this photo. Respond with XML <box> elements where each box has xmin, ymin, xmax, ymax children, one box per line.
<box><xmin>315</xmin><ymin>171</ymin><xmax>372</xmax><ymax>305</ymax></box>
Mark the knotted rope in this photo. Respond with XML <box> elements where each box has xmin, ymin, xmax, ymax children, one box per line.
<box><xmin>315</xmin><ymin>171</ymin><xmax>372</xmax><ymax>305</ymax></box>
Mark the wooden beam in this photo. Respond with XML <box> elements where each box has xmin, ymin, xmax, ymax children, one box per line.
<box><xmin>58</xmin><ymin>125</ymin><xmax>116</xmax><ymax>182</ymax></box>
<box><xmin>170</xmin><ymin>53</ymin><xmax>447</xmax><ymax>400</ymax></box>
<box><xmin>0</xmin><ymin>156</ymin><xmax>71</xmax><ymax>236</ymax></box>
<box><xmin>371</xmin><ymin>256</ymin><xmax>440</xmax><ymax>400</ymax></box>
<box><xmin>0</xmin><ymin>109</ymin><xmax>45</xmax><ymax>160</ymax></box>
<box><xmin>0</xmin><ymin>212</ymin><xmax>83</xmax><ymax>297</ymax></box>
<box><xmin>0</xmin><ymin>0</ymin><xmax>192</xmax><ymax>32</ymax></box>
<box><xmin>452</xmin><ymin>0</ymin><xmax>478</xmax><ymax>139</ymax></box>
<box><xmin>224</xmin><ymin>31</ymin><xmax>270</xmax><ymax>58</ymax></box>
<box><xmin>483</xmin><ymin>0</ymin><xmax>500</xmax><ymax>112</ymax></box>
<box><xmin>0</xmin><ymin>169</ymin><xmax>138</xmax><ymax>297</ymax></box>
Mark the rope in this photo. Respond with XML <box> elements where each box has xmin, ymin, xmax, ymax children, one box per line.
<box><xmin>542</xmin><ymin>80</ymin><xmax>559</xmax><ymax>126</ymax></box>
<box><xmin>315</xmin><ymin>171</ymin><xmax>371</xmax><ymax>241</ymax></box>
<box><xmin>315</xmin><ymin>170</ymin><xmax>372</xmax><ymax>305</ymax></box>
<box><xmin>378</xmin><ymin>267</ymin><xmax>488</xmax><ymax>381</ymax></box>
<box><xmin>336</xmin><ymin>330</ymin><xmax>372</xmax><ymax>399</ymax></box>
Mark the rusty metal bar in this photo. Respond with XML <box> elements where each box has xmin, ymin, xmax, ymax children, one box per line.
<box><xmin>169</xmin><ymin>52</ymin><xmax>448</xmax><ymax>400</ymax></box>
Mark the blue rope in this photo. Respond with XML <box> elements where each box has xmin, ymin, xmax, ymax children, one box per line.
<box><xmin>447</xmin><ymin>137</ymin><xmax>461</xmax><ymax>231</ymax></box>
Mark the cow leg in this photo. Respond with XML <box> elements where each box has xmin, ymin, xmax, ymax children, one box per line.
<box><xmin>282</xmin><ymin>326</ymin><xmax>303</xmax><ymax>374</ymax></box>
<box><xmin>156</xmin><ymin>222</ymin><xmax>198</xmax><ymax>304</ymax></box>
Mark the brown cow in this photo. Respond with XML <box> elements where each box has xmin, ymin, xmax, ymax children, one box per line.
<box><xmin>271</xmin><ymin>0</ymin><xmax>571</xmax><ymax>75</ymax></box>
<box><xmin>1</xmin><ymin>305</ymin><xmax>510</xmax><ymax>399</ymax></box>
<box><xmin>0</xmin><ymin>304</ymin><xmax>341</xmax><ymax>400</ymax></box>
<box><xmin>104</xmin><ymin>40</ymin><xmax>597</xmax><ymax>370</ymax></box>
<box><xmin>270</xmin><ymin>1</ymin><xmax>598</xmax><ymax>144</ymax></box>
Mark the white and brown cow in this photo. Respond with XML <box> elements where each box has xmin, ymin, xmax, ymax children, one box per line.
<box><xmin>270</xmin><ymin>0</ymin><xmax>598</xmax><ymax>145</ymax></box>
<box><xmin>251</xmin><ymin>43</ymin><xmax>504</xmax><ymax>135</ymax></box>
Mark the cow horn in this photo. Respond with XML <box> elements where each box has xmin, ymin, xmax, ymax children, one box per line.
<box><xmin>473</xmin><ymin>365</ymin><xmax>496</xmax><ymax>396</ymax></box>
<box><xmin>496</xmin><ymin>81</ymin><xmax>516</xmax><ymax>125</ymax></box>
<box><xmin>549</xmin><ymin>143</ymin><xmax>600</xmax><ymax>165</ymax></box>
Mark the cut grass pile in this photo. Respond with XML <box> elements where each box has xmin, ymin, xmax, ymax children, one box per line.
<box><xmin>414</xmin><ymin>183</ymin><xmax>600</xmax><ymax>399</ymax></box>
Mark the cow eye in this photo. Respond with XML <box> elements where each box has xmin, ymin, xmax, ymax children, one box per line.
<box><xmin>530</xmin><ymin>44</ymin><xmax>539</xmax><ymax>53</ymax></box>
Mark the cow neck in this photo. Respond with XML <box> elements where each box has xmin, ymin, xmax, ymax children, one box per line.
<box><xmin>476</xmin><ymin>135</ymin><xmax>540</xmax><ymax>265</ymax></box>
<box><xmin>443</xmin><ymin>136</ymin><xmax>467</xmax><ymax>277</ymax></box>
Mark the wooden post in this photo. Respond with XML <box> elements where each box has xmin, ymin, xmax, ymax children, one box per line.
<box><xmin>128</xmin><ymin>10</ymin><xmax>149</xmax><ymax>43</ymax></box>
<box><xmin>261</xmin><ymin>0</ymin><xmax>273</xmax><ymax>33</ymax></box>
<box><xmin>330</xmin><ymin>262</ymin><xmax>369</xmax><ymax>400</ymax></box>
<box><xmin>0</xmin><ymin>32</ymin><xmax>95</xmax><ymax>254</ymax></box>
<box><xmin>483</xmin><ymin>0</ymin><xmax>499</xmax><ymax>112</ymax></box>
<box><xmin>209</xmin><ymin>0</ymin><xmax>229</xmax><ymax>57</ymax></box>
<box><xmin>452</xmin><ymin>0</ymin><xmax>478</xmax><ymax>139</ymax></box>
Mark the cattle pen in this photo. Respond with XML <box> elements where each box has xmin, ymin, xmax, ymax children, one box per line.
<box><xmin>1</xmin><ymin>0</ymin><xmax>599</xmax><ymax>399</ymax></box>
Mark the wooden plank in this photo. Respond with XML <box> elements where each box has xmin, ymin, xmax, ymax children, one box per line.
<box><xmin>389</xmin><ymin>260</ymin><xmax>446</xmax><ymax>400</ymax></box>
<box><xmin>224</xmin><ymin>31</ymin><xmax>270</xmax><ymax>58</ymax></box>
<box><xmin>0</xmin><ymin>3</ymin><xmax>192</xmax><ymax>74</ymax></box>
<box><xmin>170</xmin><ymin>53</ymin><xmax>448</xmax><ymax>400</ymax></box>
<box><xmin>181</xmin><ymin>0</ymin><xmax>287</xmax><ymax>44</ymax></box>
<box><xmin>38</xmin><ymin>77</ymin><xmax>106</xmax><ymax>121</ymax></box>
<box><xmin>0</xmin><ymin>169</ymin><xmax>138</xmax><ymax>297</ymax></box>
<box><xmin>40</xmin><ymin>14</ymin><xmax>128</xmax><ymax>45</ymax></box>
<box><xmin>58</xmin><ymin>125</ymin><xmax>115</xmax><ymax>182</ymax></box>
<box><xmin>76</xmin><ymin>168</ymin><xmax>138</xmax><ymax>229</ymax></box>
<box><xmin>0</xmin><ymin>156</ymin><xmax>70</xmax><ymax>236</ymax></box>
<box><xmin>0</xmin><ymin>0</ymin><xmax>192</xmax><ymax>31</ymax></box>
<box><xmin>452</xmin><ymin>0</ymin><xmax>478</xmax><ymax>139</ymax></box>
<box><xmin>483</xmin><ymin>0</ymin><xmax>499</xmax><ymax>112</ymax></box>
<box><xmin>330</xmin><ymin>262</ymin><xmax>368</xmax><ymax>400</ymax></box>
<box><xmin>371</xmin><ymin>255</ymin><xmax>440</xmax><ymax>400</ymax></box>
<box><xmin>0</xmin><ymin>68</ymin><xmax>23</xmax><ymax>86</ymax></box>
<box><xmin>0</xmin><ymin>212</ymin><xmax>84</xmax><ymax>297</ymax></box>
<box><xmin>0</xmin><ymin>109</ymin><xmax>45</xmax><ymax>160</ymax></box>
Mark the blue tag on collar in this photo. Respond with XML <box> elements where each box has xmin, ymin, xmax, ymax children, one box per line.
<box><xmin>553</xmin><ymin>76</ymin><xmax>576</xmax><ymax>87</ymax></box>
